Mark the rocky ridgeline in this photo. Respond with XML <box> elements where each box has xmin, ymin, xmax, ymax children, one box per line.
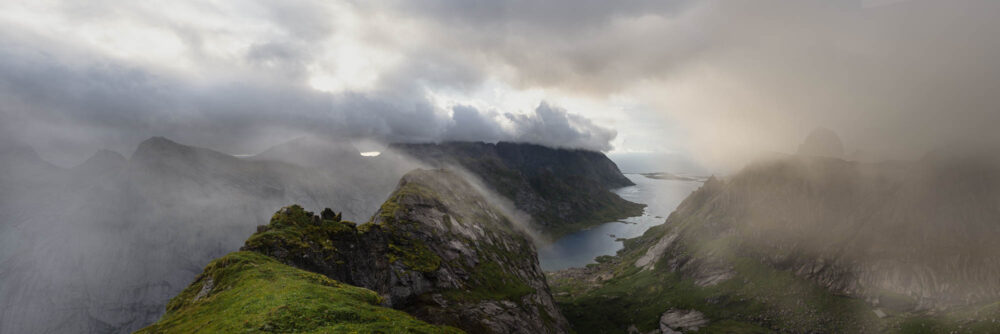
<box><xmin>143</xmin><ymin>169</ymin><xmax>570</xmax><ymax>333</ymax></box>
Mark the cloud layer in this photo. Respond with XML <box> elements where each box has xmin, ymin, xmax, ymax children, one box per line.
<box><xmin>362</xmin><ymin>0</ymin><xmax>1000</xmax><ymax>167</ymax></box>
<box><xmin>0</xmin><ymin>1</ymin><xmax>619</xmax><ymax>165</ymax></box>
<box><xmin>3</xmin><ymin>0</ymin><xmax>1000</xmax><ymax>169</ymax></box>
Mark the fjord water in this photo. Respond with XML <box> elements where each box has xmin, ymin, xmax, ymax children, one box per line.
<box><xmin>538</xmin><ymin>174</ymin><xmax>703</xmax><ymax>271</ymax></box>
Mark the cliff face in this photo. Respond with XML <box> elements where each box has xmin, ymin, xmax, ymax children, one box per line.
<box><xmin>390</xmin><ymin>142</ymin><xmax>643</xmax><ymax>237</ymax></box>
<box><xmin>552</xmin><ymin>155</ymin><xmax>1000</xmax><ymax>333</ymax></box>
<box><xmin>241</xmin><ymin>169</ymin><xmax>571</xmax><ymax>333</ymax></box>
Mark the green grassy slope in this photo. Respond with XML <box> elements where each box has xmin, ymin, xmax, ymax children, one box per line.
<box><xmin>136</xmin><ymin>251</ymin><xmax>462</xmax><ymax>334</ymax></box>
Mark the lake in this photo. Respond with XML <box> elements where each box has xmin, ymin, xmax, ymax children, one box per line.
<box><xmin>537</xmin><ymin>173</ymin><xmax>703</xmax><ymax>271</ymax></box>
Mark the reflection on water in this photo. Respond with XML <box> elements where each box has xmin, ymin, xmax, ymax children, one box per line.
<box><xmin>537</xmin><ymin>174</ymin><xmax>702</xmax><ymax>271</ymax></box>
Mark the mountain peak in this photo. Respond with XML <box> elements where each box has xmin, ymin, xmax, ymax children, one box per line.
<box><xmin>232</xmin><ymin>168</ymin><xmax>571</xmax><ymax>333</ymax></box>
<box><xmin>797</xmin><ymin>127</ymin><xmax>844</xmax><ymax>158</ymax></box>
<box><xmin>73</xmin><ymin>149</ymin><xmax>127</xmax><ymax>174</ymax></box>
<box><xmin>134</xmin><ymin>136</ymin><xmax>192</xmax><ymax>157</ymax></box>
<box><xmin>251</xmin><ymin>135</ymin><xmax>362</xmax><ymax>167</ymax></box>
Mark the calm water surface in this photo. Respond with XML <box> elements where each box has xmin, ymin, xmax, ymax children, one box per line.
<box><xmin>537</xmin><ymin>174</ymin><xmax>702</xmax><ymax>271</ymax></box>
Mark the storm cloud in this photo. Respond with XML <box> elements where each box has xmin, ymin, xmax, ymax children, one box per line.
<box><xmin>3</xmin><ymin>0</ymin><xmax>1000</xmax><ymax>168</ymax></box>
<box><xmin>359</xmin><ymin>0</ymin><xmax>1000</xmax><ymax>167</ymax></box>
<box><xmin>0</xmin><ymin>1</ymin><xmax>619</xmax><ymax>165</ymax></box>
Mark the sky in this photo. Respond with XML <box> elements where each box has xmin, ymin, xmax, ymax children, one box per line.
<box><xmin>2</xmin><ymin>0</ymin><xmax>1000</xmax><ymax>169</ymax></box>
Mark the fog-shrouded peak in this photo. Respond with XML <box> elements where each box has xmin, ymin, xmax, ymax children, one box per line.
<box><xmin>78</xmin><ymin>149</ymin><xmax>126</xmax><ymax>166</ymax></box>
<box><xmin>132</xmin><ymin>136</ymin><xmax>196</xmax><ymax>159</ymax></box>
<box><xmin>251</xmin><ymin>135</ymin><xmax>363</xmax><ymax>167</ymax></box>
<box><xmin>71</xmin><ymin>149</ymin><xmax>127</xmax><ymax>175</ymax></box>
<box><xmin>796</xmin><ymin>127</ymin><xmax>845</xmax><ymax>159</ymax></box>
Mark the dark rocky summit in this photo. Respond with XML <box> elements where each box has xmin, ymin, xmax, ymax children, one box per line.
<box><xmin>142</xmin><ymin>169</ymin><xmax>570</xmax><ymax>333</ymax></box>
<box><xmin>391</xmin><ymin>141</ymin><xmax>643</xmax><ymax>237</ymax></box>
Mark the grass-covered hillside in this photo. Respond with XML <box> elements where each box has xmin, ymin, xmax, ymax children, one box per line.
<box><xmin>137</xmin><ymin>251</ymin><xmax>461</xmax><ymax>333</ymax></box>
<box><xmin>140</xmin><ymin>169</ymin><xmax>570</xmax><ymax>333</ymax></box>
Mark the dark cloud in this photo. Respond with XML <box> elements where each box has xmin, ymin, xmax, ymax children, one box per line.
<box><xmin>442</xmin><ymin>105</ymin><xmax>505</xmax><ymax>142</ymax></box>
<box><xmin>6</xmin><ymin>0</ymin><xmax>1000</xmax><ymax>168</ymax></box>
<box><xmin>355</xmin><ymin>0</ymin><xmax>705</xmax><ymax>93</ymax></box>
<box><xmin>505</xmin><ymin>103</ymin><xmax>617</xmax><ymax>152</ymax></box>
<box><xmin>360</xmin><ymin>0</ymin><xmax>1000</xmax><ymax>166</ymax></box>
<box><xmin>0</xmin><ymin>26</ymin><xmax>617</xmax><ymax>165</ymax></box>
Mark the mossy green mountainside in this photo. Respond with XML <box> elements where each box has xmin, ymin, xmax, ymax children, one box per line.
<box><xmin>550</xmin><ymin>155</ymin><xmax>1000</xmax><ymax>333</ymax></box>
<box><xmin>136</xmin><ymin>251</ymin><xmax>461</xmax><ymax>334</ymax></box>
<box><xmin>141</xmin><ymin>168</ymin><xmax>570</xmax><ymax>333</ymax></box>
<box><xmin>390</xmin><ymin>142</ymin><xmax>644</xmax><ymax>237</ymax></box>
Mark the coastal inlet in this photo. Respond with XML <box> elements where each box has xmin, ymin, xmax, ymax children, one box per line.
<box><xmin>537</xmin><ymin>173</ymin><xmax>703</xmax><ymax>271</ymax></box>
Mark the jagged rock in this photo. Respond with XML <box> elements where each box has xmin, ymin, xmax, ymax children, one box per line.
<box><xmin>240</xmin><ymin>169</ymin><xmax>571</xmax><ymax>333</ymax></box>
<box><xmin>659</xmin><ymin>309</ymin><xmax>708</xmax><ymax>333</ymax></box>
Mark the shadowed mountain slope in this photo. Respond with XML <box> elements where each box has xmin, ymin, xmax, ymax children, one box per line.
<box><xmin>391</xmin><ymin>141</ymin><xmax>643</xmax><ymax>237</ymax></box>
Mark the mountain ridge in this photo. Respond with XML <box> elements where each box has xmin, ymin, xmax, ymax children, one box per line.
<box><xmin>551</xmin><ymin>154</ymin><xmax>1000</xmax><ymax>333</ymax></box>
<box><xmin>141</xmin><ymin>168</ymin><xmax>571</xmax><ymax>333</ymax></box>
<box><xmin>390</xmin><ymin>141</ymin><xmax>644</xmax><ymax>237</ymax></box>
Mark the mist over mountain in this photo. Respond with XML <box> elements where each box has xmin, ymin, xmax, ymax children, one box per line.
<box><xmin>391</xmin><ymin>142</ymin><xmax>644</xmax><ymax>237</ymax></box>
<box><xmin>797</xmin><ymin>127</ymin><xmax>845</xmax><ymax>158</ymax></box>
<box><xmin>0</xmin><ymin>136</ymin><xmax>417</xmax><ymax>333</ymax></box>
<box><xmin>3</xmin><ymin>1</ymin><xmax>1000</xmax><ymax>333</ymax></box>
<box><xmin>0</xmin><ymin>135</ymin><xmax>636</xmax><ymax>333</ymax></box>
<box><xmin>552</xmin><ymin>132</ymin><xmax>1000</xmax><ymax>333</ymax></box>
<box><xmin>141</xmin><ymin>169</ymin><xmax>570</xmax><ymax>333</ymax></box>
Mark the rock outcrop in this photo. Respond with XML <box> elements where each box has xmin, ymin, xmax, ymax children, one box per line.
<box><xmin>237</xmin><ymin>169</ymin><xmax>570</xmax><ymax>333</ymax></box>
<box><xmin>136</xmin><ymin>250</ymin><xmax>463</xmax><ymax>333</ymax></box>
